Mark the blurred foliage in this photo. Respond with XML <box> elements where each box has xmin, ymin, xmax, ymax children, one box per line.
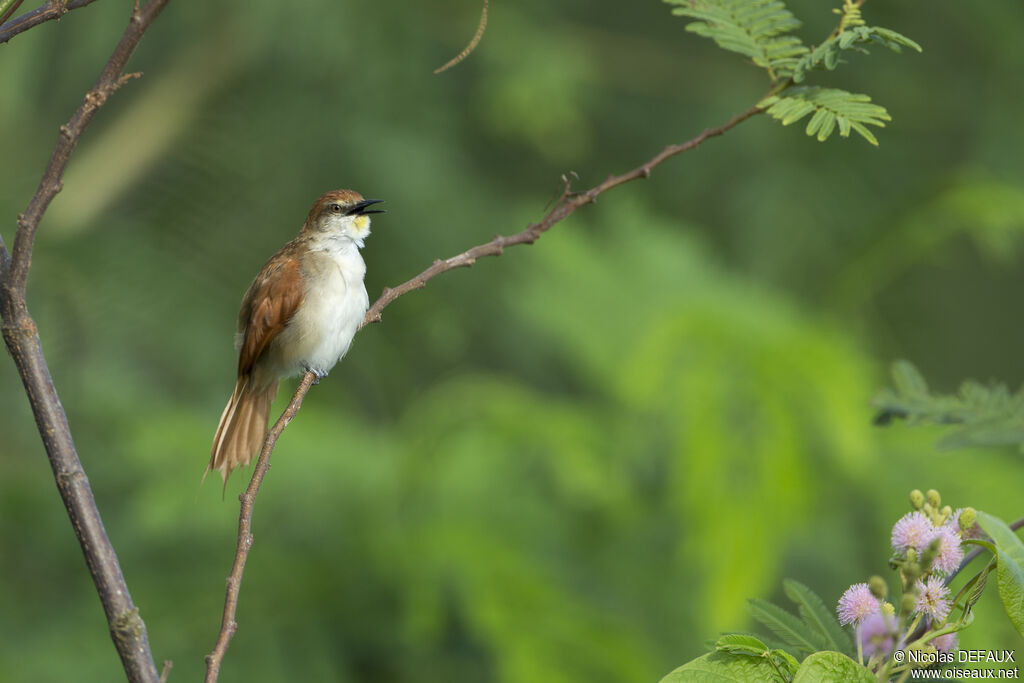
<box><xmin>1</xmin><ymin>0</ymin><xmax>1023</xmax><ymax>682</ymax></box>
<box><xmin>874</xmin><ymin>360</ymin><xmax>1024</xmax><ymax>451</ymax></box>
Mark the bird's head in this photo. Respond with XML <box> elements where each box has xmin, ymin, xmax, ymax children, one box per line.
<box><xmin>304</xmin><ymin>189</ymin><xmax>384</xmax><ymax>247</ymax></box>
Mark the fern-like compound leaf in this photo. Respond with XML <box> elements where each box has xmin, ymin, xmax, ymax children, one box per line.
<box><xmin>873</xmin><ymin>360</ymin><xmax>1024</xmax><ymax>451</ymax></box>
<box><xmin>793</xmin><ymin>25</ymin><xmax>922</xmax><ymax>83</ymax></box>
<box><xmin>759</xmin><ymin>86</ymin><xmax>891</xmax><ymax>145</ymax></box>
<box><xmin>665</xmin><ymin>0</ymin><xmax>809</xmax><ymax>82</ymax></box>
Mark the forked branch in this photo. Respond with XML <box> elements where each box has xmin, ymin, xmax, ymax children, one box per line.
<box><xmin>0</xmin><ymin>0</ymin><xmax>104</xmax><ymax>45</ymax></box>
<box><xmin>0</xmin><ymin>1</ymin><xmax>171</xmax><ymax>681</ymax></box>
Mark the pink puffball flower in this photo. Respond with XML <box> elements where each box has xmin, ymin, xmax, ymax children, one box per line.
<box><xmin>858</xmin><ymin>612</ymin><xmax>899</xmax><ymax>659</ymax></box>
<box><xmin>837</xmin><ymin>583</ymin><xmax>880</xmax><ymax>626</ymax></box>
<box><xmin>892</xmin><ymin>511</ymin><xmax>934</xmax><ymax>554</ymax></box>
<box><xmin>929</xmin><ymin>525</ymin><xmax>964</xmax><ymax>575</ymax></box>
<box><xmin>915</xmin><ymin>576</ymin><xmax>952</xmax><ymax>622</ymax></box>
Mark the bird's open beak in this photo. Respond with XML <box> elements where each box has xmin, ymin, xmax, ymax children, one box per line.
<box><xmin>347</xmin><ymin>199</ymin><xmax>385</xmax><ymax>215</ymax></box>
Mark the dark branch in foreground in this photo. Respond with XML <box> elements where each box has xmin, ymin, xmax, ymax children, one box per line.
<box><xmin>206</xmin><ymin>103</ymin><xmax>764</xmax><ymax>679</ymax></box>
<box><xmin>0</xmin><ymin>1</ymin><xmax>170</xmax><ymax>681</ymax></box>
<box><xmin>204</xmin><ymin>372</ymin><xmax>318</xmax><ymax>683</ymax></box>
<box><xmin>0</xmin><ymin>0</ymin><xmax>103</xmax><ymax>45</ymax></box>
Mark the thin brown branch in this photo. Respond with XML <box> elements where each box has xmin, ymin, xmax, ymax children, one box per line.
<box><xmin>361</xmin><ymin>103</ymin><xmax>764</xmax><ymax>327</ymax></box>
<box><xmin>0</xmin><ymin>0</ymin><xmax>102</xmax><ymax>44</ymax></box>
<box><xmin>204</xmin><ymin>103</ymin><xmax>763</xmax><ymax>678</ymax></box>
<box><xmin>0</xmin><ymin>1</ymin><xmax>170</xmax><ymax>681</ymax></box>
<box><xmin>434</xmin><ymin>0</ymin><xmax>487</xmax><ymax>74</ymax></box>
<box><xmin>204</xmin><ymin>371</ymin><xmax>318</xmax><ymax>683</ymax></box>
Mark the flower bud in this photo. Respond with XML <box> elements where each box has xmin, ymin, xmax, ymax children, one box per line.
<box><xmin>881</xmin><ymin>601</ymin><xmax>895</xmax><ymax>616</ymax></box>
<box><xmin>869</xmin><ymin>575</ymin><xmax>888</xmax><ymax>599</ymax></box>
<box><xmin>918</xmin><ymin>536</ymin><xmax>940</xmax><ymax>575</ymax></box>
<box><xmin>940</xmin><ymin>505</ymin><xmax>953</xmax><ymax>524</ymax></box>
<box><xmin>927</xmin><ymin>489</ymin><xmax>941</xmax><ymax>509</ymax></box>
<box><xmin>960</xmin><ymin>507</ymin><xmax>977</xmax><ymax>532</ymax></box>
<box><xmin>903</xmin><ymin>560</ymin><xmax>922</xmax><ymax>586</ymax></box>
<box><xmin>910</xmin><ymin>489</ymin><xmax>925</xmax><ymax>510</ymax></box>
<box><xmin>900</xmin><ymin>593</ymin><xmax>917</xmax><ymax>615</ymax></box>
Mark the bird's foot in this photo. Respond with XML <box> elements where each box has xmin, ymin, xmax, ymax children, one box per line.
<box><xmin>304</xmin><ymin>366</ymin><xmax>328</xmax><ymax>384</ymax></box>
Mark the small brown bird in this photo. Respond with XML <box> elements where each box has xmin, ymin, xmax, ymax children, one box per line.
<box><xmin>207</xmin><ymin>189</ymin><xmax>382</xmax><ymax>485</ymax></box>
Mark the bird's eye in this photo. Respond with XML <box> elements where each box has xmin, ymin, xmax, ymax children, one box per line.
<box><xmin>329</xmin><ymin>203</ymin><xmax>343</xmax><ymax>214</ymax></box>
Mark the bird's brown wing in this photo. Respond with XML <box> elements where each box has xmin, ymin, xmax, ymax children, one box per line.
<box><xmin>236</xmin><ymin>254</ymin><xmax>304</xmax><ymax>376</ymax></box>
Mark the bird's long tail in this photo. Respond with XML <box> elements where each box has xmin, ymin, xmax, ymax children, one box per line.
<box><xmin>205</xmin><ymin>375</ymin><xmax>279</xmax><ymax>489</ymax></box>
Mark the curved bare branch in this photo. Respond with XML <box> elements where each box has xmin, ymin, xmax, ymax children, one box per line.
<box><xmin>360</xmin><ymin>104</ymin><xmax>763</xmax><ymax>327</ymax></box>
<box><xmin>0</xmin><ymin>1</ymin><xmax>172</xmax><ymax>681</ymax></box>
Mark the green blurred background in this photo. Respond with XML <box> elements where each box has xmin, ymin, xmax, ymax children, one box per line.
<box><xmin>2</xmin><ymin>1</ymin><xmax>1023</xmax><ymax>681</ymax></box>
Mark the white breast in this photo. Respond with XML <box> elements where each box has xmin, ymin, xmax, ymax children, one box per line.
<box><xmin>272</xmin><ymin>240</ymin><xmax>369</xmax><ymax>378</ymax></box>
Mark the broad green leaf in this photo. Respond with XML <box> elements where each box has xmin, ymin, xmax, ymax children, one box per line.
<box><xmin>660</xmin><ymin>651</ymin><xmax>780</xmax><ymax>683</ymax></box>
<box><xmin>977</xmin><ymin>511</ymin><xmax>1024</xmax><ymax>553</ymax></box>
<box><xmin>792</xmin><ymin>651</ymin><xmax>874</xmax><ymax>683</ymax></box>
<box><xmin>976</xmin><ymin>511</ymin><xmax>1024</xmax><ymax>637</ymax></box>
<box><xmin>773</xmin><ymin>648</ymin><xmax>800</xmax><ymax>676</ymax></box>
<box><xmin>783</xmin><ymin>580</ymin><xmax>854</xmax><ymax>656</ymax></box>
<box><xmin>748</xmin><ymin>598</ymin><xmax>826</xmax><ymax>655</ymax></box>
<box><xmin>716</xmin><ymin>633</ymin><xmax>771</xmax><ymax>656</ymax></box>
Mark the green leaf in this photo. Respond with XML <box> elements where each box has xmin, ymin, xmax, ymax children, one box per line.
<box><xmin>783</xmin><ymin>580</ymin><xmax>854</xmax><ymax>656</ymax></box>
<box><xmin>772</xmin><ymin>648</ymin><xmax>800</xmax><ymax>676</ymax></box>
<box><xmin>952</xmin><ymin>560</ymin><xmax>995</xmax><ymax>617</ymax></box>
<box><xmin>792</xmin><ymin>651</ymin><xmax>874</xmax><ymax>683</ymax></box>
<box><xmin>792</xmin><ymin>25</ymin><xmax>921</xmax><ymax>83</ymax></box>
<box><xmin>716</xmin><ymin>633</ymin><xmax>772</xmax><ymax>656</ymax></box>
<box><xmin>936</xmin><ymin>423</ymin><xmax>1024</xmax><ymax>450</ymax></box>
<box><xmin>871</xmin><ymin>27</ymin><xmax>923</xmax><ymax>53</ymax></box>
<box><xmin>873</xmin><ymin>360</ymin><xmax>1024</xmax><ymax>450</ymax></box>
<box><xmin>665</xmin><ymin>0</ymin><xmax>809</xmax><ymax>82</ymax></box>
<box><xmin>660</xmin><ymin>651</ymin><xmax>781</xmax><ymax>683</ymax></box>
<box><xmin>759</xmin><ymin>87</ymin><xmax>890</xmax><ymax>145</ymax></box>
<box><xmin>976</xmin><ymin>511</ymin><xmax>1024</xmax><ymax>637</ymax></box>
<box><xmin>892</xmin><ymin>359</ymin><xmax>929</xmax><ymax>398</ymax></box>
<box><xmin>748</xmin><ymin>598</ymin><xmax>826</xmax><ymax>655</ymax></box>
